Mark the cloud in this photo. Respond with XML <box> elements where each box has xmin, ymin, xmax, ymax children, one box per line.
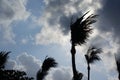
<box><xmin>21</xmin><ymin>38</ymin><xmax>29</xmax><ymax>44</ymax></box>
<box><xmin>35</xmin><ymin>26</ymin><xmax>70</xmax><ymax>45</ymax></box>
<box><xmin>0</xmin><ymin>26</ymin><xmax>15</xmax><ymax>44</ymax></box>
<box><xmin>43</xmin><ymin>0</ymin><xmax>102</xmax><ymax>32</ymax></box>
<box><xmin>45</xmin><ymin>66</ymin><xmax>88</xmax><ymax>80</ymax></box>
<box><xmin>98</xmin><ymin>0</ymin><xmax>120</xmax><ymax>47</ymax></box>
<box><xmin>17</xmin><ymin>52</ymin><xmax>41</xmax><ymax>78</ymax></box>
<box><xmin>45</xmin><ymin>67</ymin><xmax>72</xmax><ymax>80</ymax></box>
<box><xmin>5</xmin><ymin>52</ymin><xmax>41</xmax><ymax>79</ymax></box>
<box><xmin>0</xmin><ymin>0</ymin><xmax>30</xmax><ymax>44</ymax></box>
<box><xmin>35</xmin><ymin>0</ymin><xmax>103</xmax><ymax>45</ymax></box>
<box><xmin>90</xmin><ymin>0</ymin><xmax>120</xmax><ymax>78</ymax></box>
<box><xmin>35</xmin><ymin>0</ymin><xmax>119</xmax><ymax>79</ymax></box>
<box><xmin>5</xmin><ymin>59</ymin><xmax>17</xmax><ymax>70</ymax></box>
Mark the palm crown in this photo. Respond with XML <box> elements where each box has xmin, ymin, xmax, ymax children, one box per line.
<box><xmin>85</xmin><ymin>46</ymin><xmax>102</xmax><ymax>63</ymax></box>
<box><xmin>37</xmin><ymin>57</ymin><xmax>57</xmax><ymax>80</ymax></box>
<box><xmin>70</xmin><ymin>12</ymin><xmax>98</xmax><ymax>46</ymax></box>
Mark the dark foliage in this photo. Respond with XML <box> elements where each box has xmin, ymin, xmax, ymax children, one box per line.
<box><xmin>0</xmin><ymin>51</ymin><xmax>10</xmax><ymax>69</ymax></box>
<box><xmin>0</xmin><ymin>69</ymin><xmax>34</xmax><ymax>80</ymax></box>
<box><xmin>85</xmin><ymin>46</ymin><xmax>102</xmax><ymax>63</ymax></box>
<box><xmin>37</xmin><ymin>57</ymin><xmax>57</xmax><ymax>80</ymax></box>
<box><xmin>70</xmin><ymin>11</ymin><xmax>98</xmax><ymax>46</ymax></box>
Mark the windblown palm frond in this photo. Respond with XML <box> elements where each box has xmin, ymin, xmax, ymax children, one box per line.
<box><xmin>0</xmin><ymin>51</ymin><xmax>10</xmax><ymax>69</ymax></box>
<box><xmin>70</xmin><ymin>11</ymin><xmax>98</xmax><ymax>46</ymax></box>
<box><xmin>85</xmin><ymin>46</ymin><xmax>102</xmax><ymax>63</ymax></box>
<box><xmin>42</xmin><ymin>57</ymin><xmax>57</xmax><ymax>71</ymax></box>
<box><xmin>37</xmin><ymin>57</ymin><xmax>57</xmax><ymax>80</ymax></box>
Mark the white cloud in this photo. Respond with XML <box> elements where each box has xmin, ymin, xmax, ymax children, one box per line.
<box><xmin>45</xmin><ymin>67</ymin><xmax>72</xmax><ymax>80</ymax></box>
<box><xmin>0</xmin><ymin>26</ymin><xmax>15</xmax><ymax>44</ymax></box>
<box><xmin>35</xmin><ymin>26</ymin><xmax>70</xmax><ymax>45</ymax></box>
<box><xmin>0</xmin><ymin>0</ymin><xmax>30</xmax><ymax>44</ymax></box>
<box><xmin>5</xmin><ymin>59</ymin><xmax>17</xmax><ymax>70</ymax></box>
<box><xmin>45</xmin><ymin>66</ymin><xmax>88</xmax><ymax>80</ymax></box>
<box><xmin>17</xmin><ymin>52</ymin><xmax>41</xmax><ymax>78</ymax></box>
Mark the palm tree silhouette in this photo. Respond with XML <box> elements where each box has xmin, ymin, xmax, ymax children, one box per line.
<box><xmin>85</xmin><ymin>46</ymin><xmax>102</xmax><ymax>80</ymax></box>
<box><xmin>115</xmin><ymin>54</ymin><xmax>120</xmax><ymax>80</ymax></box>
<box><xmin>37</xmin><ymin>57</ymin><xmax>57</xmax><ymax>80</ymax></box>
<box><xmin>0</xmin><ymin>51</ymin><xmax>10</xmax><ymax>69</ymax></box>
<box><xmin>70</xmin><ymin>11</ymin><xmax>97</xmax><ymax>80</ymax></box>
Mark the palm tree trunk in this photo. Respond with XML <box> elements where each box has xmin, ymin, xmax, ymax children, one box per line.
<box><xmin>71</xmin><ymin>45</ymin><xmax>77</xmax><ymax>79</ymax></box>
<box><xmin>88</xmin><ymin>63</ymin><xmax>90</xmax><ymax>80</ymax></box>
<box><xmin>119</xmin><ymin>73</ymin><xmax>120</xmax><ymax>80</ymax></box>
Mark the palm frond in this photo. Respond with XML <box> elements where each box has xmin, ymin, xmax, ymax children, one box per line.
<box><xmin>85</xmin><ymin>46</ymin><xmax>102</xmax><ymax>64</ymax></box>
<box><xmin>70</xmin><ymin>11</ymin><xmax>98</xmax><ymax>46</ymax></box>
<box><xmin>37</xmin><ymin>57</ymin><xmax>57</xmax><ymax>80</ymax></box>
<box><xmin>0</xmin><ymin>51</ymin><xmax>10</xmax><ymax>69</ymax></box>
<box><xmin>42</xmin><ymin>57</ymin><xmax>57</xmax><ymax>71</ymax></box>
<box><xmin>90</xmin><ymin>48</ymin><xmax>102</xmax><ymax>56</ymax></box>
<box><xmin>89</xmin><ymin>55</ymin><xmax>101</xmax><ymax>63</ymax></box>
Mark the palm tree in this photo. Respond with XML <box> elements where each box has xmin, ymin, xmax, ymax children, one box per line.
<box><xmin>0</xmin><ymin>51</ymin><xmax>10</xmax><ymax>69</ymax></box>
<box><xmin>70</xmin><ymin>11</ymin><xmax>97</xmax><ymax>80</ymax></box>
<box><xmin>37</xmin><ymin>57</ymin><xmax>57</xmax><ymax>80</ymax></box>
<box><xmin>85</xmin><ymin>46</ymin><xmax>102</xmax><ymax>80</ymax></box>
<box><xmin>115</xmin><ymin>54</ymin><xmax>120</xmax><ymax>80</ymax></box>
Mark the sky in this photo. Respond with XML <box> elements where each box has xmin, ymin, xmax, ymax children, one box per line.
<box><xmin>0</xmin><ymin>0</ymin><xmax>120</xmax><ymax>80</ymax></box>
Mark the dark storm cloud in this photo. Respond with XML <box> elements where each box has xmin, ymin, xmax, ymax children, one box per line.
<box><xmin>99</xmin><ymin>0</ymin><xmax>120</xmax><ymax>42</ymax></box>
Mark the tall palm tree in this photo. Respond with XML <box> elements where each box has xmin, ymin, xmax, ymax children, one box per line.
<box><xmin>0</xmin><ymin>51</ymin><xmax>10</xmax><ymax>69</ymax></box>
<box><xmin>70</xmin><ymin>11</ymin><xmax>97</xmax><ymax>80</ymax></box>
<box><xmin>85</xmin><ymin>46</ymin><xmax>102</xmax><ymax>80</ymax></box>
<box><xmin>115</xmin><ymin>54</ymin><xmax>120</xmax><ymax>80</ymax></box>
<box><xmin>37</xmin><ymin>57</ymin><xmax>57</xmax><ymax>80</ymax></box>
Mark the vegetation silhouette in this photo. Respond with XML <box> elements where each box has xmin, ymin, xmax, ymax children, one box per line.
<box><xmin>37</xmin><ymin>56</ymin><xmax>57</xmax><ymax>80</ymax></box>
<box><xmin>0</xmin><ymin>51</ymin><xmax>10</xmax><ymax>69</ymax></box>
<box><xmin>70</xmin><ymin>11</ymin><xmax>98</xmax><ymax>80</ymax></box>
<box><xmin>115</xmin><ymin>54</ymin><xmax>120</xmax><ymax>80</ymax></box>
<box><xmin>0</xmin><ymin>51</ymin><xmax>33</xmax><ymax>80</ymax></box>
<box><xmin>85</xmin><ymin>46</ymin><xmax>102</xmax><ymax>80</ymax></box>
